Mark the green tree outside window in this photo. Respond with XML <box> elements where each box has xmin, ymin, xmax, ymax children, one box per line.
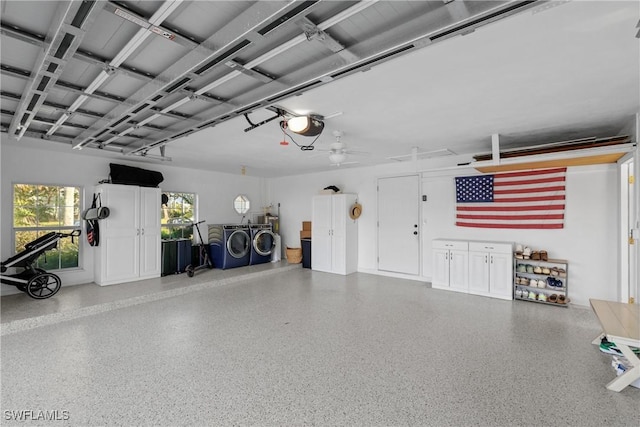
<box><xmin>13</xmin><ymin>184</ymin><xmax>81</xmax><ymax>269</ymax></box>
<box><xmin>161</xmin><ymin>192</ymin><xmax>196</xmax><ymax>240</ymax></box>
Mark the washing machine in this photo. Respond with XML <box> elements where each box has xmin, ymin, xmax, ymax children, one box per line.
<box><xmin>208</xmin><ymin>224</ymin><xmax>251</xmax><ymax>269</ymax></box>
<box><xmin>249</xmin><ymin>224</ymin><xmax>276</xmax><ymax>265</ymax></box>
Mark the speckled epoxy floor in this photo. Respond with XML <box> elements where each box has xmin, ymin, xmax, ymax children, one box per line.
<box><xmin>1</xmin><ymin>269</ymin><xmax>638</xmax><ymax>426</ymax></box>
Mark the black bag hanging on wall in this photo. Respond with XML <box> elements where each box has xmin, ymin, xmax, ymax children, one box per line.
<box><xmin>85</xmin><ymin>194</ymin><xmax>100</xmax><ymax>247</ymax></box>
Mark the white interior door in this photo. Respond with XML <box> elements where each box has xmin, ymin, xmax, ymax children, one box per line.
<box><xmin>139</xmin><ymin>187</ymin><xmax>161</xmax><ymax>278</ymax></box>
<box><xmin>312</xmin><ymin>195</ymin><xmax>333</xmax><ymax>273</ymax></box>
<box><xmin>101</xmin><ymin>185</ymin><xmax>140</xmax><ymax>282</ymax></box>
<box><xmin>620</xmin><ymin>156</ymin><xmax>638</xmax><ymax>304</ymax></box>
<box><xmin>378</xmin><ymin>175</ymin><xmax>420</xmax><ymax>274</ymax></box>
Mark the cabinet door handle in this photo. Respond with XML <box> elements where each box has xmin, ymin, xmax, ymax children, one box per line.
<box><xmin>141</xmin><ymin>228</ymin><xmax>145</xmax><ymax>235</ymax></box>
<box><xmin>490</xmin><ymin>256</ymin><xmax>493</xmax><ymax>264</ymax></box>
<box><xmin>413</xmin><ymin>231</ymin><xmax>418</xmax><ymax>235</ymax></box>
<box><xmin>485</xmin><ymin>255</ymin><xmax>488</xmax><ymax>263</ymax></box>
<box><xmin>136</xmin><ymin>229</ymin><xmax>140</xmax><ymax>236</ymax></box>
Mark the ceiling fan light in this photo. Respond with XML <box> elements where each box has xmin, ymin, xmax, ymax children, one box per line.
<box><xmin>329</xmin><ymin>152</ymin><xmax>347</xmax><ymax>164</ymax></box>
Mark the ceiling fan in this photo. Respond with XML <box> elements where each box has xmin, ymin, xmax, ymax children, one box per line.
<box><xmin>321</xmin><ymin>131</ymin><xmax>367</xmax><ymax>166</ymax></box>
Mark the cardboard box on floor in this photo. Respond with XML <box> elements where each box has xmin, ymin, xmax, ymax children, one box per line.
<box><xmin>300</xmin><ymin>221</ymin><xmax>311</xmax><ymax>239</ymax></box>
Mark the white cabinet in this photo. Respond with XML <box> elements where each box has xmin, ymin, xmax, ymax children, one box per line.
<box><xmin>432</xmin><ymin>239</ymin><xmax>513</xmax><ymax>300</ymax></box>
<box><xmin>94</xmin><ymin>184</ymin><xmax>161</xmax><ymax>286</ymax></box>
<box><xmin>312</xmin><ymin>194</ymin><xmax>357</xmax><ymax>275</ymax></box>
<box><xmin>432</xmin><ymin>239</ymin><xmax>468</xmax><ymax>292</ymax></box>
<box><xmin>468</xmin><ymin>242</ymin><xmax>513</xmax><ymax>300</ymax></box>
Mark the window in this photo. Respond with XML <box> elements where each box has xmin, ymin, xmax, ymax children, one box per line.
<box><xmin>161</xmin><ymin>192</ymin><xmax>195</xmax><ymax>239</ymax></box>
<box><xmin>13</xmin><ymin>183</ymin><xmax>81</xmax><ymax>270</ymax></box>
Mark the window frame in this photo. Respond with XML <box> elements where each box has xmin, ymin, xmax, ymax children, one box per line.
<box><xmin>12</xmin><ymin>181</ymin><xmax>83</xmax><ymax>271</ymax></box>
<box><xmin>161</xmin><ymin>191</ymin><xmax>197</xmax><ymax>240</ymax></box>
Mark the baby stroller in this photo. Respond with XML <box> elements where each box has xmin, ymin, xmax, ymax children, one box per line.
<box><xmin>0</xmin><ymin>230</ymin><xmax>81</xmax><ymax>299</ymax></box>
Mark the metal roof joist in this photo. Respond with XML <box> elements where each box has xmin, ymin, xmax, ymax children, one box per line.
<box><xmin>8</xmin><ymin>1</ymin><xmax>105</xmax><ymax>139</ymax></box>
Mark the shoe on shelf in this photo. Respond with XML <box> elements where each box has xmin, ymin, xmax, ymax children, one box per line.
<box><xmin>550</xmin><ymin>267</ymin><xmax>560</xmax><ymax>277</ymax></box>
<box><xmin>538</xmin><ymin>293</ymin><xmax>547</xmax><ymax>302</ymax></box>
<box><xmin>546</xmin><ymin>277</ymin><xmax>555</xmax><ymax>288</ymax></box>
<box><xmin>540</xmin><ymin>250</ymin><xmax>548</xmax><ymax>261</ymax></box>
<box><xmin>523</xmin><ymin>247</ymin><xmax>532</xmax><ymax>259</ymax></box>
<box><xmin>529</xmin><ymin>278</ymin><xmax>538</xmax><ymax>287</ymax></box>
<box><xmin>541</xmin><ymin>267</ymin><xmax>551</xmax><ymax>275</ymax></box>
<box><xmin>531</xmin><ymin>251</ymin><xmax>540</xmax><ymax>260</ymax></box>
<box><xmin>528</xmin><ymin>291</ymin><xmax>537</xmax><ymax>299</ymax></box>
<box><xmin>514</xmin><ymin>244</ymin><xmax>524</xmax><ymax>259</ymax></box>
<box><xmin>557</xmin><ymin>295</ymin><xmax>567</xmax><ymax>304</ymax></box>
<box><xmin>526</xmin><ymin>265</ymin><xmax>534</xmax><ymax>273</ymax></box>
<box><xmin>557</xmin><ymin>268</ymin><xmax>567</xmax><ymax>278</ymax></box>
<box><xmin>548</xmin><ymin>294</ymin><xmax>558</xmax><ymax>303</ymax></box>
<box><xmin>516</xmin><ymin>264</ymin><xmax>527</xmax><ymax>273</ymax></box>
<box><xmin>537</xmin><ymin>279</ymin><xmax>546</xmax><ymax>288</ymax></box>
<box><xmin>533</xmin><ymin>266</ymin><xmax>542</xmax><ymax>274</ymax></box>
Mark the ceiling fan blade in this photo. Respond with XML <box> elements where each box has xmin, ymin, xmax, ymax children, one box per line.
<box><xmin>330</xmin><ymin>161</ymin><xmax>359</xmax><ymax>167</ymax></box>
<box><xmin>345</xmin><ymin>149</ymin><xmax>370</xmax><ymax>156</ymax></box>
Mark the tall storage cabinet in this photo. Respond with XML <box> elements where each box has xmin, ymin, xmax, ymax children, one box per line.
<box><xmin>94</xmin><ymin>184</ymin><xmax>161</xmax><ymax>286</ymax></box>
<box><xmin>312</xmin><ymin>193</ymin><xmax>357</xmax><ymax>275</ymax></box>
<box><xmin>468</xmin><ymin>242</ymin><xmax>513</xmax><ymax>300</ymax></box>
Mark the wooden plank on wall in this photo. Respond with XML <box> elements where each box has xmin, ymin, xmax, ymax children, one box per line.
<box><xmin>474</xmin><ymin>153</ymin><xmax>627</xmax><ymax>173</ymax></box>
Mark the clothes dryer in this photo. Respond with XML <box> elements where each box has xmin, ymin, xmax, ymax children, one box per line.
<box><xmin>208</xmin><ymin>224</ymin><xmax>251</xmax><ymax>269</ymax></box>
<box><xmin>249</xmin><ymin>224</ymin><xmax>276</xmax><ymax>265</ymax></box>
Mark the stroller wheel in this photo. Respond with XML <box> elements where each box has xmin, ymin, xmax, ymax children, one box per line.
<box><xmin>26</xmin><ymin>272</ymin><xmax>61</xmax><ymax>299</ymax></box>
<box><xmin>186</xmin><ymin>265</ymin><xmax>194</xmax><ymax>278</ymax></box>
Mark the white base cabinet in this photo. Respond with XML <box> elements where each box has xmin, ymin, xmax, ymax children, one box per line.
<box><xmin>94</xmin><ymin>184</ymin><xmax>161</xmax><ymax>286</ymax></box>
<box><xmin>468</xmin><ymin>242</ymin><xmax>513</xmax><ymax>300</ymax></box>
<box><xmin>432</xmin><ymin>239</ymin><xmax>468</xmax><ymax>292</ymax></box>
<box><xmin>432</xmin><ymin>239</ymin><xmax>513</xmax><ymax>300</ymax></box>
<box><xmin>312</xmin><ymin>193</ymin><xmax>358</xmax><ymax>275</ymax></box>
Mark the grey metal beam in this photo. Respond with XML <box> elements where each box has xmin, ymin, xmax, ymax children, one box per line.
<box><xmin>0</xmin><ymin>21</ymin><xmax>221</xmax><ymax>105</ymax></box>
<box><xmin>298</xmin><ymin>17</ymin><xmax>359</xmax><ymax>63</ymax></box>
<box><xmin>103</xmin><ymin>0</ymin><xmax>202</xmax><ymax>51</ymax></box>
<box><xmin>126</xmin><ymin>1</ymin><xmax>539</xmax><ymax>156</ymax></box>
<box><xmin>71</xmin><ymin>1</ymin><xmax>297</xmax><ymax>149</ymax></box>
<box><xmin>0</xmin><ymin>90</ymin><xmax>164</xmax><ymax>131</ymax></box>
<box><xmin>8</xmin><ymin>1</ymin><xmax>105</xmax><ymax>139</ymax></box>
<box><xmin>1</xmin><ymin>122</ymin><xmax>124</xmax><ymax>152</ymax></box>
<box><xmin>0</xmin><ymin>64</ymin><xmax>199</xmax><ymax>124</ymax></box>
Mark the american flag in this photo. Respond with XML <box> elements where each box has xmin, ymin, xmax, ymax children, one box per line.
<box><xmin>455</xmin><ymin>167</ymin><xmax>566</xmax><ymax>229</ymax></box>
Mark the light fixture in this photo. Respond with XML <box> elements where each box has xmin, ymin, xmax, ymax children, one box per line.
<box><xmin>329</xmin><ymin>152</ymin><xmax>347</xmax><ymax>164</ymax></box>
<box><xmin>286</xmin><ymin>116</ymin><xmax>324</xmax><ymax>136</ymax></box>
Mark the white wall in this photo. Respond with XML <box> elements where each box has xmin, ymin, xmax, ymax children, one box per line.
<box><xmin>1</xmin><ymin>135</ymin><xmax>623</xmax><ymax>307</ymax></box>
<box><xmin>421</xmin><ymin>164</ymin><xmax>618</xmax><ymax>307</ymax></box>
<box><xmin>1</xmin><ymin>136</ymin><xmax>265</xmax><ymax>294</ymax></box>
<box><xmin>271</xmin><ymin>158</ymin><xmax>619</xmax><ymax>307</ymax></box>
<box><xmin>269</xmin><ymin>160</ymin><xmax>427</xmax><ymax>269</ymax></box>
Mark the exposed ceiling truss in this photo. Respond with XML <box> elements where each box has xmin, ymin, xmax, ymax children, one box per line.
<box><xmin>0</xmin><ymin>0</ymin><xmax>540</xmax><ymax>160</ymax></box>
